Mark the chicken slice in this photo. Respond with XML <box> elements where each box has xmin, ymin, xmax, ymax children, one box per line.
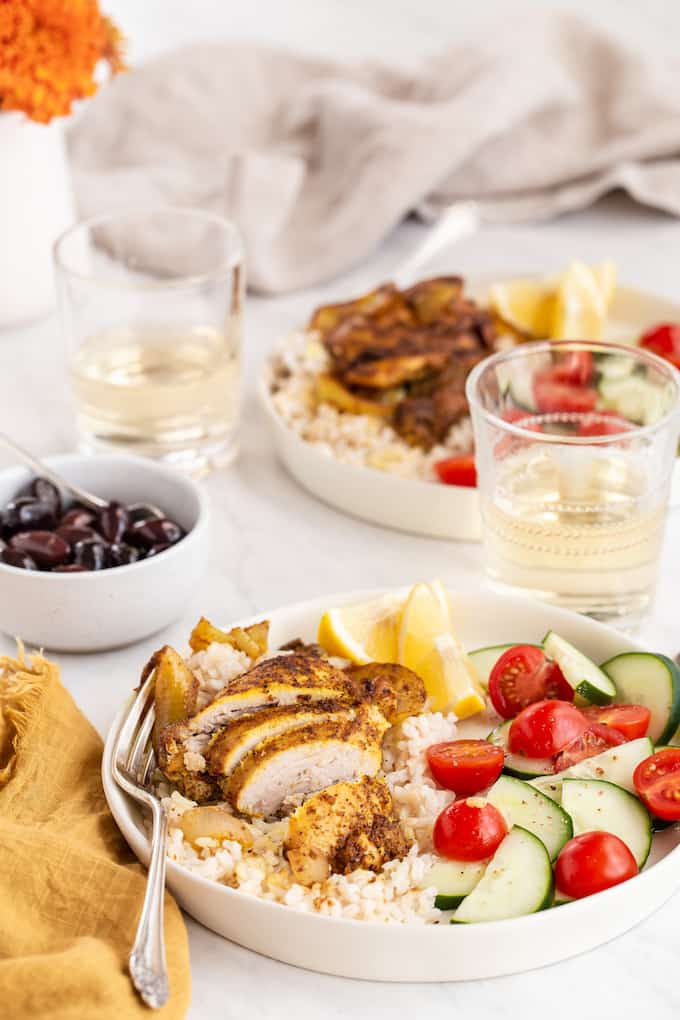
<box><xmin>225</xmin><ymin>704</ymin><xmax>390</xmax><ymax>819</ymax></box>
<box><xmin>345</xmin><ymin>662</ymin><xmax>426</xmax><ymax>723</ymax></box>
<box><xmin>284</xmin><ymin>776</ymin><xmax>412</xmax><ymax>885</ymax></box>
<box><xmin>206</xmin><ymin>702</ymin><xmax>346</xmax><ymax>778</ymax></box>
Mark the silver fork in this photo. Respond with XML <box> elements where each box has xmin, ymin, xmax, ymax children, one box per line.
<box><xmin>112</xmin><ymin>673</ymin><xmax>170</xmax><ymax>1010</ymax></box>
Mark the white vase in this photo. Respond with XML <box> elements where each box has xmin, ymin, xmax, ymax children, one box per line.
<box><xmin>0</xmin><ymin>112</ymin><xmax>75</xmax><ymax>328</ymax></box>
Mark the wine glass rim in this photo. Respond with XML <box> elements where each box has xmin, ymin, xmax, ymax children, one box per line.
<box><xmin>465</xmin><ymin>339</ymin><xmax>680</xmax><ymax>444</ymax></box>
<box><xmin>53</xmin><ymin>205</ymin><xmax>244</xmax><ymax>289</ymax></box>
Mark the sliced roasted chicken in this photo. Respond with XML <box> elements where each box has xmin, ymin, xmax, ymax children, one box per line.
<box><xmin>224</xmin><ymin>704</ymin><xmax>390</xmax><ymax>819</ymax></box>
<box><xmin>345</xmin><ymin>662</ymin><xmax>426</xmax><ymax>723</ymax></box>
<box><xmin>206</xmin><ymin>702</ymin><xmax>346</xmax><ymax>778</ymax></box>
<box><xmin>284</xmin><ymin>776</ymin><xmax>412</xmax><ymax>885</ymax></box>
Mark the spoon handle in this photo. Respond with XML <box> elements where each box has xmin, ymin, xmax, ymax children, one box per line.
<box><xmin>0</xmin><ymin>433</ymin><xmax>108</xmax><ymax>510</ymax></box>
<box><xmin>393</xmin><ymin>201</ymin><xmax>480</xmax><ymax>290</ymax></box>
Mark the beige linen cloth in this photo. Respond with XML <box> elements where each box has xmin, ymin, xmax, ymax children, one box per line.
<box><xmin>69</xmin><ymin>11</ymin><xmax>680</xmax><ymax>293</ymax></box>
<box><xmin>0</xmin><ymin>649</ymin><xmax>191</xmax><ymax>1020</ymax></box>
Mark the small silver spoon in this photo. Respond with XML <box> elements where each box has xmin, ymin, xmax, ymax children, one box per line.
<box><xmin>0</xmin><ymin>433</ymin><xmax>164</xmax><ymax>518</ymax></box>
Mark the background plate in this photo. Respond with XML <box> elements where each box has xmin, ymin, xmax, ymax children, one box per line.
<box><xmin>260</xmin><ymin>284</ymin><xmax>680</xmax><ymax>541</ymax></box>
<box><xmin>103</xmin><ymin>588</ymin><xmax>680</xmax><ymax>981</ymax></box>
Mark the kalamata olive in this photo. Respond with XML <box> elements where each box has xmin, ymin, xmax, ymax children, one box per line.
<box><xmin>127</xmin><ymin>503</ymin><xmax>165</xmax><ymax>524</ymax></box>
<box><xmin>73</xmin><ymin>538</ymin><xmax>111</xmax><ymax>571</ymax></box>
<box><xmin>9</xmin><ymin>531</ymin><xmax>70</xmax><ymax>568</ymax></box>
<box><xmin>1</xmin><ymin>547</ymin><xmax>38</xmax><ymax>570</ymax></box>
<box><xmin>18</xmin><ymin>477</ymin><xmax>62</xmax><ymax>517</ymax></box>
<box><xmin>127</xmin><ymin>518</ymin><xmax>183</xmax><ymax>550</ymax></box>
<box><xmin>98</xmin><ymin>501</ymin><xmax>130</xmax><ymax>543</ymax></box>
<box><xmin>2</xmin><ymin>497</ymin><xmax>56</xmax><ymax>536</ymax></box>
<box><xmin>59</xmin><ymin>507</ymin><xmax>97</xmax><ymax>530</ymax></box>
<box><xmin>144</xmin><ymin>543</ymin><xmax>171</xmax><ymax>559</ymax></box>
<box><xmin>53</xmin><ymin>563</ymin><xmax>89</xmax><ymax>573</ymax></box>
<box><xmin>56</xmin><ymin>525</ymin><xmax>99</xmax><ymax>546</ymax></box>
<box><xmin>109</xmin><ymin>542</ymin><xmax>140</xmax><ymax>567</ymax></box>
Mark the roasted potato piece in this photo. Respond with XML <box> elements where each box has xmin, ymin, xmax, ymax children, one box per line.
<box><xmin>179</xmin><ymin>805</ymin><xmax>254</xmax><ymax>850</ymax></box>
<box><xmin>404</xmin><ymin>276</ymin><xmax>464</xmax><ymax>324</ymax></box>
<box><xmin>316</xmin><ymin>374</ymin><xmax>394</xmax><ymax>418</ymax></box>
<box><xmin>346</xmin><ymin>662</ymin><xmax>426</xmax><ymax>723</ymax></box>
<box><xmin>142</xmin><ymin>645</ymin><xmax>199</xmax><ymax>757</ymax></box>
<box><xmin>189</xmin><ymin>617</ymin><xmax>270</xmax><ymax>659</ymax></box>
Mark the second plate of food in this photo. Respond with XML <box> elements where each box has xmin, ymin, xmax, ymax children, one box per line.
<box><xmin>260</xmin><ymin>267</ymin><xmax>680</xmax><ymax>540</ymax></box>
<box><xmin>103</xmin><ymin>583</ymin><xmax>680</xmax><ymax>980</ymax></box>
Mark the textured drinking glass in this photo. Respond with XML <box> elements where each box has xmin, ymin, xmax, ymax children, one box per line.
<box><xmin>466</xmin><ymin>341</ymin><xmax>680</xmax><ymax>628</ymax></box>
<box><xmin>54</xmin><ymin>208</ymin><xmax>244</xmax><ymax>476</ymax></box>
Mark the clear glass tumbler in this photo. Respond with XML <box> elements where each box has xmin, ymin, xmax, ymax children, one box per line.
<box><xmin>54</xmin><ymin>208</ymin><xmax>244</xmax><ymax>476</ymax></box>
<box><xmin>466</xmin><ymin>340</ymin><xmax>680</xmax><ymax>628</ymax></box>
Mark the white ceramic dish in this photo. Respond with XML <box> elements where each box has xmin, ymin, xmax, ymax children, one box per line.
<box><xmin>103</xmin><ymin>588</ymin><xmax>680</xmax><ymax>981</ymax></box>
<box><xmin>0</xmin><ymin>453</ymin><xmax>209</xmax><ymax>651</ymax></box>
<box><xmin>260</xmin><ymin>284</ymin><xmax>680</xmax><ymax>541</ymax></box>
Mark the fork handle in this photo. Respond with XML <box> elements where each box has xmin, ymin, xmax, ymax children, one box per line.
<box><xmin>128</xmin><ymin>797</ymin><xmax>170</xmax><ymax>1009</ymax></box>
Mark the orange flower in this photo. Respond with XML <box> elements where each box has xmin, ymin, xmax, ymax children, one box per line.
<box><xmin>0</xmin><ymin>0</ymin><xmax>125</xmax><ymax>123</ymax></box>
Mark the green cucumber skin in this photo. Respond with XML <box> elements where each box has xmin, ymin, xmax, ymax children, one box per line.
<box><xmin>574</xmin><ymin>678</ymin><xmax>615</xmax><ymax>707</ymax></box>
<box><xmin>562</xmin><ymin>777</ymin><xmax>653</xmax><ymax>869</ymax></box>
<box><xmin>601</xmin><ymin>652</ymin><xmax>680</xmax><ymax>745</ymax></box>
<box><xmin>543</xmin><ymin>631</ymin><xmax>616</xmax><ymax>706</ymax></box>
<box><xmin>487</xmin><ymin>721</ymin><xmax>554</xmax><ymax>779</ymax></box>
<box><xmin>434</xmin><ymin>893</ymin><xmax>465</xmax><ymax>910</ymax></box>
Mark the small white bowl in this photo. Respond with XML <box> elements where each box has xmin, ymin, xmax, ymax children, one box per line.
<box><xmin>0</xmin><ymin>453</ymin><xmax>209</xmax><ymax>652</ymax></box>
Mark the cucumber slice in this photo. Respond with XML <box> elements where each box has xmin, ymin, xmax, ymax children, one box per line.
<box><xmin>486</xmin><ymin>774</ymin><xmax>572</xmax><ymax>860</ymax></box>
<box><xmin>452</xmin><ymin>826</ymin><xmax>553</xmax><ymax>923</ymax></box>
<box><xmin>561</xmin><ymin>777</ymin><xmax>652</xmax><ymax>868</ymax></box>
<box><xmin>543</xmin><ymin>631</ymin><xmax>616</xmax><ymax>705</ymax></box>
<box><xmin>601</xmin><ymin>652</ymin><xmax>680</xmax><ymax>745</ymax></box>
<box><xmin>529</xmin><ymin>736</ymin><xmax>654</xmax><ymax>802</ymax></box>
<box><xmin>468</xmin><ymin>643</ymin><xmax>541</xmax><ymax>688</ymax></box>
<box><xmin>487</xmin><ymin>720</ymin><xmax>554</xmax><ymax>779</ymax></box>
<box><xmin>598</xmin><ymin>375</ymin><xmax>669</xmax><ymax>426</ymax></box>
<box><xmin>508</xmin><ymin>375</ymin><xmax>537</xmax><ymax>412</ymax></box>
<box><xmin>594</xmin><ymin>354</ymin><xmax>635</xmax><ymax>382</ymax></box>
<box><xmin>425</xmin><ymin>859</ymin><xmax>487</xmax><ymax>910</ymax></box>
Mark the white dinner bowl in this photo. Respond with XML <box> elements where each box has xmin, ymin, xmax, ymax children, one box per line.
<box><xmin>0</xmin><ymin>453</ymin><xmax>209</xmax><ymax>651</ymax></box>
<box><xmin>103</xmin><ymin>588</ymin><xmax>680</xmax><ymax>981</ymax></box>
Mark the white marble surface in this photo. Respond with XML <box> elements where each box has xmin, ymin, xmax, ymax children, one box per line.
<box><xmin>3</xmin><ymin>2</ymin><xmax>680</xmax><ymax>1017</ymax></box>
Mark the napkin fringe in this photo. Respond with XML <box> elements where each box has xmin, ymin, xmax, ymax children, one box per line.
<box><xmin>0</xmin><ymin>644</ymin><xmax>53</xmax><ymax>788</ymax></box>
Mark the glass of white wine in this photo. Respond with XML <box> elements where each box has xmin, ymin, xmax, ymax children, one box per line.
<box><xmin>54</xmin><ymin>208</ymin><xmax>243</xmax><ymax>476</ymax></box>
<box><xmin>466</xmin><ymin>340</ymin><xmax>680</xmax><ymax>628</ymax></box>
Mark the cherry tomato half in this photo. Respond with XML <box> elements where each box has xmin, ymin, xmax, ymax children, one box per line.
<box><xmin>427</xmin><ymin>740</ymin><xmax>505</xmax><ymax>796</ymax></box>
<box><xmin>488</xmin><ymin>645</ymin><xmax>573</xmax><ymax>720</ymax></box>
<box><xmin>533</xmin><ymin>374</ymin><xmax>598</xmax><ymax>414</ymax></box>
<box><xmin>508</xmin><ymin>700</ymin><xmax>588</xmax><ymax>759</ymax></box>
<box><xmin>434</xmin><ymin>455</ymin><xmax>477</xmax><ymax>488</ymax></box>
<box><xmin>581</xmin><ymin>704</ymin><xmax>651</xmax><ymax>741</ymax></box>
<box><xmin>639</xmin><ymin>323</ymin><xmax>680</xmax><ymax>370</ymax></box>
<box><xmin>554</xmin><ymin>831</ymin><xmax>638</xmax><ymax>899</ymax></box>
<box><xmin>634</xmin><ymin>748</ymin><xmax>680</xmax><ymax>821</ymax></box>
<box><xmin>553</xmin><ymin>722</ymin><xmax>625</xmax><ymax>772</ymax></box>
<box><xmin>550</xmin><ymin>351</ymin><xmax>594</xmax><ymax>386</ymax></box>
<box><xmin>433</xmin><ymin>797</ymin><xmax>508</xmax><ymax>861</ymax></box>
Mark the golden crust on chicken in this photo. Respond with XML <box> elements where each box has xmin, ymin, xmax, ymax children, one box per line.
<box><xmin>284</xmin><ymin>776</ymin><xmax>412</xmax><ymax>885</ymax></box>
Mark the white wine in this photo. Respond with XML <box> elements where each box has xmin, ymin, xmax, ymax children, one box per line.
<box><xmin>71</xmin><ymin>323</ymin><xmax>240</xmax><ymax>471</ymax></box>
<box><xmin>481</xmin><ymin>446</ymin><xmax>668</xmax><ymax>622</ymax></box>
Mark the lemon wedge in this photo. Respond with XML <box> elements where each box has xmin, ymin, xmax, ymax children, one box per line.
<box><xmin>317</xmin><ymin>589</ymin><xmax>407</xmax><ymax>664</ymax></box>
<box><xmin>592</xmin><ymin>260</ymin><xmax>617</xmax><ymax>308</ymax></box>
<box><xmin>398</xmin><ymin>581</ymin><xmax>484</xmax><ymax>716</ymax></box>
<box><xmin>419</xmin><ymin>635</ymin><xmax>487</xmax><ymax>718</ymax></box>
<box><xmin>550</xmin><ymin>261</ymin><xmax>608</xmax><ymax>340</ymax></box>
<box><xmin>488</xmin><ymin>279</ymin><xmax>555</xmax><ymax>339</ymax></box>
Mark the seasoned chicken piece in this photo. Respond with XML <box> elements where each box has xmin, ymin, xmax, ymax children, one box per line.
<box><xmin>157</xmin><ymin>653</ymin><xmax>356</xmax><ymax>801</ymax></box>
<box><xmin>315</xmin><ymin>373</ymin><xmax>398</xmax><ymax>418</ymax></box>
<box><xmin>309</xmin><ymin>285</ymin><xmax>414</xmax><ymax>337</ymax></box>
<box><xmin>346</xmin><ymin>662</ymin><xmax>426</xmax><ymax>723</ymax></box>
<box><xmin>284</xmin><ymin>776</ymin><xmax>412</xmax><ymax>885</ymax></box>
<box><xmin>206</xmin><ymin>702</ymin><xmax>345</xmax><ymax>778</ymax></box>
<box><xmin>225</xmin><ymin>704</ymin><xmax>390</xmax><ymax>819</ymax></box>
<box><xmin>404</xmin><ymin>276</ymin><xmax>464</xmax><ymax>324</ymax></box>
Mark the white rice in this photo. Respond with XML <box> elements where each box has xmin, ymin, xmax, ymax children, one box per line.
<box><xmin>267</xmin><ymin>332</ymin><xmax>474</xmax><ymax>481</ymax></box>
<box><xmin>156</xmin><ymin>644</ymin><xmax>463</xmax><ymax>924</ymax></box>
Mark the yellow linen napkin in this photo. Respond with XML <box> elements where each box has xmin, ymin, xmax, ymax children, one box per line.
<box><xmin>0</xmin><ymin>648</ymin><xmax>191</xmax><ymax>1020</ymax></box>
